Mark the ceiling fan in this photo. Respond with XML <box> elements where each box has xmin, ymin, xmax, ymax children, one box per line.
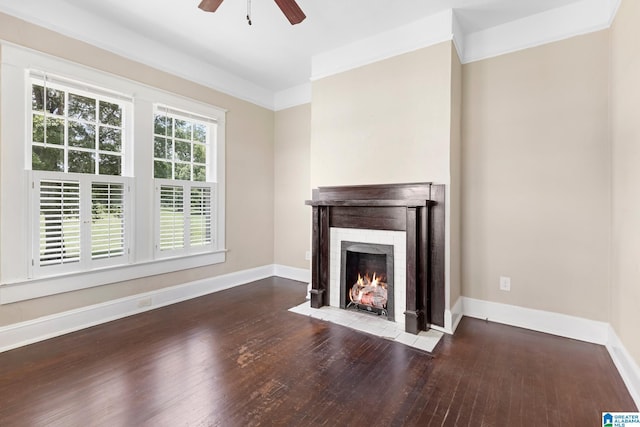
<box><xmin>198</xmin><ymin>0</ymin><xmax>306</xmax><ymax>25</ymax></box>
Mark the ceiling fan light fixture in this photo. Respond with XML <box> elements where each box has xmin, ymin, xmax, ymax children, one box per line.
<box><xmin>197</xmin><ymin>0</ymin><xmax>305</xmax><ymax>26</ymax></box>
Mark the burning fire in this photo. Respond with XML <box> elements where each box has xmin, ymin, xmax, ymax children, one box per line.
<box><xmin>356</xmin><ymin>272</ymin><xmax>383</xmax><ymax>287</ymax></box>
<box><xmin>350</xmin><ymin>272</ymin><xmax>388</xmax><ymax>309</ymax></box>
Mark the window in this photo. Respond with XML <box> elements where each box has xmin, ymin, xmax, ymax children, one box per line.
<box><xmin>153</xmin><ymin>106</ymin><xmax>218</xmax><ymax>257</ymax></box>
<box><xmin>27</xmin><ymin>74</ymin><xmax>132</xmax><ymax>277</ymax></box>
<box><xmin>30</xmin><ymin>76</ymin><xmax>126</xmax><ymax>176</ymax></box>
<box><xmin>0</xmin><ymin>46</ymin><xmax>226</xmax><ymax>303</ymax></box>
<box><xmin>153</xmin><ymin>108</ymin><xmax>210</xmax><ymax>182</ymax></box>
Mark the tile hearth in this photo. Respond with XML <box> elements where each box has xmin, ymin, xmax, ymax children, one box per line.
<box><xmin>289</xmin><ymin>302</ymin><xmax>443</xmax><ymax>353</ymax></box>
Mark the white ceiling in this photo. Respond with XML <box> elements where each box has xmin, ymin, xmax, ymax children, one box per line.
<box><xmin>0</xmin><ymin>0</ymin><xmax>612</xmax><ymax>107</ymax></box>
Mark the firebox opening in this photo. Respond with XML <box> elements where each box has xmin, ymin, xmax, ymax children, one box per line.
<box><xmin>340</xmin><ymin>241</ymin><xmax>394</xmax><ymax>321</ymax></box>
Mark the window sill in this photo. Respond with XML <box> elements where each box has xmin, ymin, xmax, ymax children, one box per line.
<box><xmin>0</xmin><ymin>250</ymin><xmax>227</xmax><ymax>304</ymax></box>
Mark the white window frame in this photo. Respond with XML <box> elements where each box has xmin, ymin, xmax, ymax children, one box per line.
<box><xmin>0</xmin><ymin>44</ymin><xmax>227</xmax><ymax>304</ymax></box>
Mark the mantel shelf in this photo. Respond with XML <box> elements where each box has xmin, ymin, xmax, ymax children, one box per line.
<box><xmin>305</xmin><ymin>199</ymin><xmax>435</xmax><ymax>208</ymax></box>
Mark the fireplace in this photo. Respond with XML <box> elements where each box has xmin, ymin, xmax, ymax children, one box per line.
<box><xmin>306</xmin><ymin>183</ymin><xmax>445</xmax><ymax>334</ymax></box>
<box><xmin>340</xmin><ymin>241</ymin><xmax>394</xmax><ymax>320</ymax></box>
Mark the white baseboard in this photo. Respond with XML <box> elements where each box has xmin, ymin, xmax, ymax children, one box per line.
<box><xmin>460</xmin><ymin>296</ymin><xmax>639</xmax><ymax>408</ymax></box>
<box><xmin>273</xmin><ymin>264</ymin><xmax>310</xmax><ymax>283</ymax></box>
<box><xmin>461</xmin><ymin>296</ymin><xmax>610</xmax><ymax>344</ymax></box>
<box><xmin>450</xmin><ymin>296</ymin><xmax>463</xmax><ymax>333</ymax></box>
<box><xmin>430</xmin><ymin>296</ymin><xmax>463</xmax><ymax>335</ymax></box>
<box><xmin>607</xmin><ymin>325</ymin><xmax>640</xmax><ymax>408</ymax></box>
<box><xmin>0</xmin><ymin>264</ymin><xmax>274</xmax><ymax>353</ymax></box>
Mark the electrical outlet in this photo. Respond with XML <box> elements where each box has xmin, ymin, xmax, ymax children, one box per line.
<box><xmin>137</xmin><ymin>297</ymin><xmax>152</xmax><ymax>308</ymax></box>
<box><xmin>499</xmin><ymin>276</ymin><xmax>511</xmax><ymax>291</ymax></box>
<box><xmin>305</xmin><ymin>251</ymin><xmax>311</xmax><ymax>261</ymax></box>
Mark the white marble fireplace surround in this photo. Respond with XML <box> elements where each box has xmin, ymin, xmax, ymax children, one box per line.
<box><xmin>291</xmin><ymin>226</ymin><xmax>443</xmax><ymax>353</ymax></box>
<box><xmin>329</xmin><ymin>227</ymin><xmax>406</xmax><ymax>325</ymax></box>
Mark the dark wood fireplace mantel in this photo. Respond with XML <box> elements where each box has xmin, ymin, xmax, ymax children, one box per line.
<box><xmin>305</xmin><ymin>183</ymin><xmax>445</xmax><ymax>334</ymax></box>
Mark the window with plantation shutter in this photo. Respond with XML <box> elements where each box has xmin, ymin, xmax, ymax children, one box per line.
<box><xmin>31</xmin><ymin>171</ymin><xmax>131</xmax><ymax>277</ymax></box>
<box><xmin>25</xmin><ymin>73</ymin><xmax>133</xmax><ymax>278</ymax></box>
<box><xmin>153</xmin><ymin>105</ymin><xmax>218</xmax><ymax>259</ymax></box>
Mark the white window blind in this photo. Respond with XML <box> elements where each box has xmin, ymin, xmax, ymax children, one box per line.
<box><xmin>31</xmin><ymin>171</ymin><xmax>131</xmax><ymax>277</ymax></box>
<box><xmin>190</xmin><ymin>186</ymin><xmax>213</xmax><ymax>247</ymax></box>
<box><xmin>38</xmin><ymin>180</ymin><xmax>81</xmax><ymax>266</ymax></box>
<box><xmin>155</xmin><ymin>180</ymin><xmax>216</xmax><ymax>257</ymax></box>
<box><xmin>159</xmin><ymin>184</ymin><xmax>185</xmax><ymax>251</ymax></box>
<box><xmin>91</xmin><ymin>182</ymin><xmax>125</xmax><ymax>260</ymax></box>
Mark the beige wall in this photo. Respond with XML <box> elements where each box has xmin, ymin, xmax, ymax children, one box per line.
<box><xmin>461</xmin><ymin>30</ymin><xmax>611</xmax><ymax>321</ymax></box>
<box><xmin>310</xmin><ymin>41</ymin><xmax>454</xmax><ymax>188</ymax></box>
<box><xmin>0</xmin><ymin>13</ymin><xmax>275</xmax><ymax>326</ymax></box>
<box><xmin>611</xmin><ymin>0</ymin><xmax>640</xmax><ymax>367</ymax></box>
<box><xmin>274</xmin><ymin>104</ymin><xmax>311</xmax><ymax>269</ymax></box>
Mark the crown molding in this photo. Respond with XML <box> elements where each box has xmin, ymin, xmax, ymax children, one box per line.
<box><xmin>607</xmin><ymin>0</ymin><xmax>623</xmax><ymax>26</ymax></box>
<box><xmin>310</xmin><ymin>0</ymin><xmax>621</xmax><ymax>84</ymax></box>
<box><xmin>274</xmin><ymin>83</ymin><xmax>311</xmax><ymax>111</ymax></box>
<box><xmin>461</xmin><ymin>0</ymin><xmax>621</xmax><ymax>64</ymax></box>
<box><xmin>311</xmin><ymin>9</ymin><xmax>458</xmax><ymax>82</ymax></box>
<box><xmin>0</xmin><ymin>5</ymin><xmax>276</xmax><ymax>110</ymax></box>
<box><xmin>0</xmin><ymin>0</ymin><xmax>623</xmax><ymax>110</ymax></box>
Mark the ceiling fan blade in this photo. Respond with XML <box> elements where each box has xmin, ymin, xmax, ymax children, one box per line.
<box><xmin>273</xmin><ymin>0</ymin><xmax>306</xmax><ymax>25</ymax></box>
<box><xmin>198</xmin><ymin>0</ymin><xmax>224</xmax><ymax>13</ymax></box>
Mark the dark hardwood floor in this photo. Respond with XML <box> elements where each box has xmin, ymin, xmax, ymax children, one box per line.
<box><xmin>0</xmin><ymin>277</ymin><xmax>636</xmax><ymax>426</ymax></box>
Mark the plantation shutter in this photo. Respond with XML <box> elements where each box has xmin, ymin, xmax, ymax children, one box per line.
<box><xmin>39</xmin><ymin>180</ymin><xmax>81</xmax><ymax>266</ymax></box>
<box><xmin>91</xmin><ymin>182</ymin><xmax>125</xmax><ymax>260</ymax></box>
<box><xmin>190</xmin><ymin>186</ymin><xmax>213</xmax><ymax>247</ymax></box>
<box><xmin>32</xmin><ymin>171</ymin><xmax>131</xmax><ymax>277</ymax></box>
<box><xmin>159</xmin><ymin>185</ymin><xmax>185</xmax><ymax>251</ymax></box>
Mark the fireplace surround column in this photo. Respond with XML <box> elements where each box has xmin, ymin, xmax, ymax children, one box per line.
<box><xmin>309</xmin><ymin>204</ymin><xmax>329</xmax><ymax>308</ymax></box>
